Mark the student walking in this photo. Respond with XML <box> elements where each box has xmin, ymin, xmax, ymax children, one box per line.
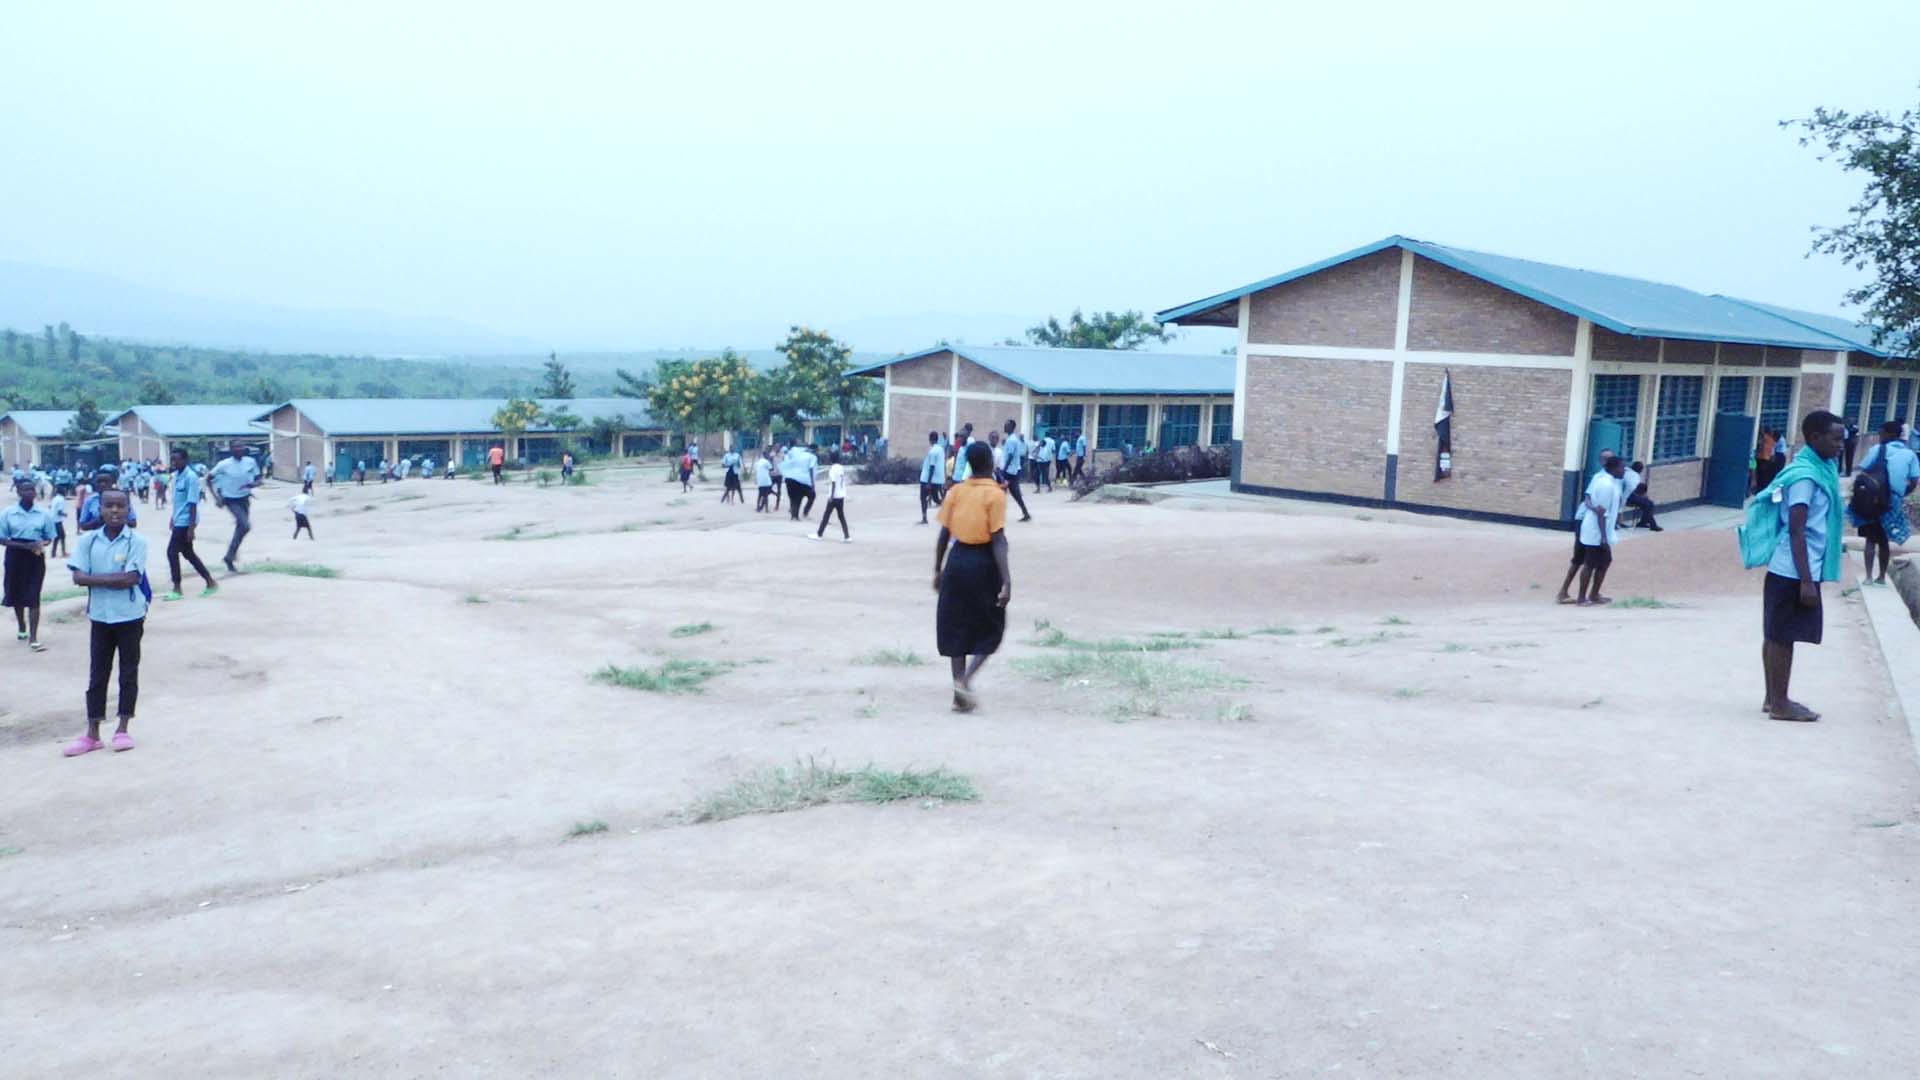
<box><xmin>301</xmin><ymin>461</ymin><xmax>317</xmax><ymax>495</ymax></box>
<box><xmin>561</xmin><ymin>451</ymin><xmax>575</xmax><ymax>485</ymax></box>
<box><xmin>1849</xmin><ymin>419</ymin><xmax>1918</xmax><ymax>586</ymax></box>
<box><xmin>782</xmin><ymin>443</ymin><xmax>816</xmax><ymax>521</ymax></box>
<box><xmin>1000</xmin><ymin>420</ymin><xmax>1033</xmax><ymax>521</ymax></box>
<box><xmin>1071</xmin><ymin>431</ymin><xmax>1088</xmax><ymax>483</ymax></box>
<box><xmin>1556</xmin><ymin>452</ymin><xmax>1626</xmax><ymax>606</ymax></box>
<box><xmin>3</xmin><ymin>478</ymin><xmax>57</xmax><ymax>652</ymax></box>
<box><xmin>721</xmin><ymin>448</ymin><xmax>743</xmax><ymax>504</ymax></box>
<box><xmin>289</xmin><ymin>491</ymin><xmax>316</xmax><ymax>539</ymax></box>
<box><xmin>47</xmin><ymin>490</ymin><xmax>68</xmax><ymax>559</ymax></box>
<box><xmin>678</xmin><ymin>448</ymin><xmax>696</xmax><ymax>493</ymax></box>
<box><xmin>162</xmin><ymin>448</ymin><xmax>217</xmax><ymax>601</ymax></box>
<box><xmin>63</xmin><ymin>490</ymin><xmax>149</xmax><ymax>757</ymax></box>
<box><xmin>769</xmin><ymin>449</ymin><xmax>784</xmax><ymax>512</ymax></box>
<box><xmin>754</xmin><ymin>452</ymin><xmax>774</xmax><ymax>512</ymax></box>
<box><xmin>209</xmin><ymin>440</ymin><xmax>261</xmax><ymax>573</ymax></box>
<box><xmin>934</xmin><ymin>443</ymin><xmax>1013</xmax><ymax>713</ymax></box>
<box><xmin>489</xmin><ymin>444</ymin><xmax>506</xmax><ymax>484</ymax></box>
<box><xmin>1035</xmin><ymin>434</ymin><xmax>1054</xmax><ymax>493</ymax></box>
<box><xmin>919</xmin><ymin>430</ymin><xmax>946</xmax><ymax>524</ymax></box>
<box><xmin>1757</xmin><ymin>411</ymin><xmax>1847</xmax><ymax>722</ymax></box>
<box><xmin>813</xmin><ymin>451</ymin><xmax>852</xmax><ymax>542</ymax></box>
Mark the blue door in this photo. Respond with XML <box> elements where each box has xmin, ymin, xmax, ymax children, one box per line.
<box><xmin>1706</xmin><ymin>412</ymin><xmax>1756</xmax><ymax>507</ymax></box>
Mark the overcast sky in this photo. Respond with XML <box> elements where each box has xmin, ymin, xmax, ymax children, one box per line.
<box><xmin>4</xmin><ymin>0</ymin><xmax>1916</xmax><ymax>355</ymax></box>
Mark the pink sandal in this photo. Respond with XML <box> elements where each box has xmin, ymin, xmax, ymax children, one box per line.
<box><xmin>63</xmin><ymin>735</ymin><xmax>104</xmax><ymax>757</ymax></box>
<box><xmin>111</xmin><ymin>732</ymin><xmax>136</xmax><ymax>752</ymax></box>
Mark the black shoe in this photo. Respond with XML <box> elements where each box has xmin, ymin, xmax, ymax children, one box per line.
<box><xmin>224</xmin><ymin>558</ymin><xmax>237</xmax><ymax>573</ymax></box>
<box><xmin>1648</xmin><ymin>524</ymin><xmax>1664</xmax><ymax>532</ymax></box>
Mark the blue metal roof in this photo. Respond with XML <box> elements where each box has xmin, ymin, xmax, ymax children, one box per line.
<box><xmin>254</xmin><ymin>397</ymin><xmax>660</xmax><ymax>436</ymax></box>
<box><xmin>1715</xmin><ymin>297</ymin><xmax>1909</xmax><ymax>359</ymax></box>
<box><xmin>0</xmin><ymin>409</ymin><xmax>81</xmax><ymax>438</ymax></box>
<box><xmin>108</xmin><ymin>404</ymin><xmax>270</xmax><ymax>437</ymax></box>
<box><xmin>1156</xmin><ymin>235</ymin><xmax>1879</xmax><ymax>353</ymax></box>
<box><xmin>849</xmin><ymin>345</ymin><xmax>1232</xmax><ymax>395</ymax></box>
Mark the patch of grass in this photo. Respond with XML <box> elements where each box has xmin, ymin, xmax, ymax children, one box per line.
<box><xmin>685</xmin><ymin>759</ymin><xmax>977</xmax><ymax>823</ymax></box>
<box><xmin>1217</xmin><ymin>702</ymin><xmax>1255</xmax><ymax>723</ymax></box>
<box><xmin>1032</xmin><ymin>617</ymin><xmax>1053</xmax><ymax>631</ymax></box>
<box><xmin>1613</xmin><ymin>596</ymin><xmax>1679</xmax><ymax>609</ymax></box>
<box><xmin>855</xmin><ymin>703</ymin><xmax>880</xmax><ymax>718</ymax></box>
<box><xmin>1251</xmin><ymin>625</ymin><xmax>1296</xmax><ymax>636</ymax></box>
<box><xmin>1015</xmin><ymin>650</ymin><xmax>1245</xmax><ymax>692</ymax></box>
<box><xmin>1313</xmin><ymin>626</ymin><xmax>1337</xmax><ymax>634</ymax></box>
<box><xmin>855</xmin><ymin>648</ymin><xmax>925</xmax><ymax>667</ymax></box>
<box><xmin>1333</xmin><ymin>553</ymin><xmax>1378</xmax><ymax>565</ymax></box>
<box><xmin>252</xmin><ymin>562</ymin><xmax>339</xmax><ymax>579</ymax></box>
<box><xmin>592</xmin><ymin>659</ymin><xmax>733</xmax><ymax>694</ymax></box>
<box><xmin>1381</xmin><ymin>615</ymin><xmax>1410</xmax><ymax>626</ymax></box>
<box><xmin>487</xmin><ymin>524</ymin><xmax>573</xmax><ymax>542</ymax></box>
<box><xmin>1441</xmin><ymin>642</ymin><xmax>1473</xmax><ymax>653</ymax></box>
<box><xmin>668</xmin><ymin>497</ymin><xmax>689</xmax><ymax>507</ymax></box>
<box><xmin>463</xmin><ymin>593</ymin><xmax>488</xmax><ymax>604</ymax></box>
<box><xmin>568</xmin><ymin>471</ymin><xmax>591</xmax><ymax>486</ymax></box>
<box><xmin>1029</xmin><ymin>626</ymin><xmax>1201</xmax><ymax>652</ymax></box>
<box><xmin>1392</xmin><ymin>687</ymin><xmax>1426</xmax><ymax>699</ymax></box>
<box><xmin>0</xmin><ymin>846</ymin><xmax>22</xmax><ymax>858</ymax></box>
<box><xmin>670</xmin><ymin>621</ymin><xmax>716</xmax><ymax>638</ymax></box>
<box><xmin>40</xmin><ymin>587</ymin><xmax>85</xmax><ymax>603</ymax></box>
<box><xmin>568</xmin><ymin>820</ymin><xmax>609</xmax><ymax>839</ymax></box>
<box><xmin>392</xmin><ymin>493</ymin><xmax>425</xmax><ymax>502</ymax></box>
<box><xmin>1195</xmin><ymin>628</ymin><xmax>1243</xmax><ymax>640</ymax></box>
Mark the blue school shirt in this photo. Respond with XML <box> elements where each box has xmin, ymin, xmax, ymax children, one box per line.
<box><xmin>68</xmin><ymin>526</ymin><xmax>150</xmax><ymax>624</ymax></box>
<box><xmin>78</xmin><ymin>493</ymin><xmax>138</xmax><ymax>529</ymax></box>
<box><xmin>920</xmin><ymin>446</ymin><xmax>945</xmax><ymax>483</ymax></box>
<box><xmin>783</xmin><ymin>449</ymin><xmax>816</xmax><ymax>486</ymax></box>
<box><xmin>1858</xmin><ymin>440</ymin><xmax>1920</xmax><ymax>499</ymax></box>
<box><xmin>0</xmin><ymin>502</ymin><xmax>57</xmax><ymax>543</ymax></box>
<box><xmin>209</xmin><ymin>456</ymin><xmax>260</xmax><ymax>500</ymax></box>
<box><xmin>1768</xmin><ymin>479</ymin><xmax>1831</xmax><ymax>581</ymax></box>
<box><xmin>1001</xmin><ymin>434</ymin><xmax>1025</xmax><ymax>475</ymax></box>
<box><xmin>172</xmin><ymin>468</ymin><xmax>202</xmax><ymax>527</ymax></box>
<box><xmin>754</xmin><ymin>458</ymin><xmax>772</xmax><ymax>487</ymax></box>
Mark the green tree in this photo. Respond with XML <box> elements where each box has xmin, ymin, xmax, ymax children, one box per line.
<box><xmin>247</xmin><ymin>376</ymin><xmax>285</xmax><ymax>404</ymax></box>
<box><xmin>647</xmin><ymin>350</ymin><xmax>758</xmax><ymax>439</ymax></box>
<box><xmin>612</xmin><ymin>363</ymin><xmax>662</xmax><ymax>400</ymax></box>
<box><xmin>775</xmin><ymin>326</ymin><xmax>873</xmax><ymax>438</ymax></box>
<box><xmin>539</xmin><ymin>352</ymin><xmax>576</xmax><ymax>398</ymax></box>
<box><xmin>586</xmin><ymin>412</ymin><xmax>627</xmax><ymax>453</ymax></box>
<box><xmin>1787</xmin><ymin>95</ymin><xmax>1920</xmax><ymax>349</ymax></box>
<box><xmin>66</xmin><ymin>331</ymin><xmax>83</xmax><ymax>364</ymax></box>
<box><xmin>62</xmin><ymin>396</ymin><xmax>105</xmax><ymax>441</ymax></box>
<box><xmin>138</xmin><ymin>378</ymin><xmax>176</xmax><ymax>405</ymax></box>
<box><xmin>540</xmin><ymin>405</ymin><xmax>583</xmax><ymax>432</ymax></box>
<box><xmin>3</xmin><ymin>330</ymin><xmax>15</xmax><ymax>359</ymax></box>
<box><xmin>1024</xmin><ymin>309</ymin><xmax>1173</xmax><ymax>350</ymax></box>
<box><xmin>43</xmin><ymin>325</ymin><xmax>57</xmax><ymax>361</ymax></box>
<box><xmin>491</xmin><ymin>396</ymin><xmax>543</xmax><ymax>449</ymax></box>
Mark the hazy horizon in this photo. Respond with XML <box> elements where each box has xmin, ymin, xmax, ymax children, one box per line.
<box><xmin>4</xmin><ymin>1</ymin><xmax>1916</xmax><ymax>357</ymax></box>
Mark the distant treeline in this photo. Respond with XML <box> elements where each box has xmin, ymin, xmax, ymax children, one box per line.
<box><xmin>0</xmin><ymin>322</ymin><xmax>598</xmax><ymax>411</ymax></box>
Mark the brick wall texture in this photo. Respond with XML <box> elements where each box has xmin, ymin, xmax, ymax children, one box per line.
<box><xmin>1801</xmin><ymin>373</ymin><xmax>1833</xmax><ymax>421</ymax></box>
<box><xmin>1247</xmin><ymin>249</ymin><xmax>1400</xmax><ymax>348</ymax></box>
<box><xmin>1719</xmin><ymin>344</ymin><xmax>1762</xmax><ymax>367</ymax></box>
<box><xmin>1662</xmin><ymin>339</ymin><xmax>1714</xmax><ymax>364</ymax></box>
<box><xmin>118</xmin><ymin>415</ymin><xmax>163</xmax><ymax>462</ymax></box>
<box><xmin>1651</xmin><ymin>458</ymin><xmax>1703</xmax><ymax>503</ymax></box>
<box><xmin>1241</xmin><ymin>355</ymin><xmax>1391</xmax><ymax>497</ymax></box>
<box><xmin>1407</xmin><ymin>259</ymin><xmax>1578</xmax><ymax>355</ymax></box>
<box><xmin>956</xmin><ymin>396</ymin><xmax>1020</xmax><ymax>439</ymax></box>
<box><xmin>956</xmin><ymin>358</ymin><xmax>1024</xmax><ymax>397</ymax></box>
<box><xmin>887</xmin><ymin>392</ymin><xmax>949</xmax><ymax>452</ymax></box>
<box><xmin>0</xmin><ymin>420</ymin><xmax>27</xmax><ymax>468</ymax></box>
<box><xmin>1396</xmin><ymin>363</ymin><xmax>1571</xmax><ymax>519</ymax></box>
<box><xmin>891</xmin><ymin>352</ymin><xmax>950</xmax><ymax>390</ymax></box>
<box><xmin>1591</xmin><ymin>327</ymin><xmax>1659</xmax><ymax>363</ymax></box>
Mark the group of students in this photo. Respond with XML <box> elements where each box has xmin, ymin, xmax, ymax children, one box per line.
<box><xmin>0</xmin><ymin>440</ymin><xmax>290</xmax><ymax>758</ymax></box>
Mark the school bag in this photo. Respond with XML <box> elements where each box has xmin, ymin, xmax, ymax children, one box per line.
<box><xmin>1848</xmin><ymin>449</ymin><xmax>1892</xmax><ymax>522</ymax></box>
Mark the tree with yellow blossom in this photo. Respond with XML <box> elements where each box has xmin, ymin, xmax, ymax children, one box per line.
<box><xmin>645</xmin><ymin>349</ymin><xmax>757</xmax><ymax>442</ymax></box>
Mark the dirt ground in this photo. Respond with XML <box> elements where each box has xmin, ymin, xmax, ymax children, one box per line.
<box><xmin>4</xmin><ymin>464</ymin><xmax>1919</xmax><ymax>1078</ymax></box>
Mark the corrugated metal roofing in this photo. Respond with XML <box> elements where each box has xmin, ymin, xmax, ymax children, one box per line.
<box><xmin>0</xmin><ymin>410</ymin><xmax>81</xmax><ymax>438</ymax></box>
<box><xmin>108</xmin><ymin>404</ymin><xmax>270</xmax><ymax>437</ymax></box>
<box><xmin>256</xmin><ymin>397</ymin><xmax>659</xmax><ymax>435</ymax></box>
<box><xmin>849</xmin><ymin>345</ymin><xmax>1233</xmax><ymax>395</ymax></box>
<box><xmin>1716</xmin><ymin>297</ymin><xmax>1909</xmax><ymax>358</ymax></box>
<box><xmin>1156</xmin><ymin>235</ymin><xmax>1888</xmax><ymax>353</ymax></box>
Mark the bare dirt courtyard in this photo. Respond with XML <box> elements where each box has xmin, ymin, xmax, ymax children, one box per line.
<box><xmin>4</xmin><ymin>464</ymin><xmax>1919</xmax><ymax>1078</ymax></box>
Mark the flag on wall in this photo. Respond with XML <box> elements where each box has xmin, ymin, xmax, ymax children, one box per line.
<box><xmin>1434</xmin><ymin>370</ymin><xmax>1454</xmax><ymax>480</ymax></box>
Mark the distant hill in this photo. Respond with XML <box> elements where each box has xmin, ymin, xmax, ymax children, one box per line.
<box><xmin>0</xmin><ymin>260</ymin><xmax>539</xmax><ymax>357</ymax></box>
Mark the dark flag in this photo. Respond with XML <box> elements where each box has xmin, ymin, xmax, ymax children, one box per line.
<box><xmin>1434</xmin><ymin>370</ymin><xmax>1454</xmax><ymax>480</ymax></box>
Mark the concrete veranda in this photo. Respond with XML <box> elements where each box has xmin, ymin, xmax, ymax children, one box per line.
<box><xmin>3</xmin><ymin>467</ymin><xmax>1918</xmax><ymax>1077</ymax></box>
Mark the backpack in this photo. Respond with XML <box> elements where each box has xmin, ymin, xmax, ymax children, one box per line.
<box><xmin>1738</xmin><ymin>487</ymin><xmax>1784</xmax><ymax>569</ymax></box>
<box><xmin>1849</xmin><ymin>450</ymin><xmax>1892</xmax><ymax>522</ymax></box>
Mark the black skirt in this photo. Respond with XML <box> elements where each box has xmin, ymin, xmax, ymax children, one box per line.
<box><xmin>937</xmin><ymin>540</ymin><xmax>1005</xmax><ymax>658</ymax></box>
<box><xmin>1763</xmin><ymin>572</ymin><xmax>1823</xmax><ymax>645</ymax></box>
<box><xmin>2</xmin><ymin>547</ymin><xmax>46</xmax><ymax>609</ymax></box>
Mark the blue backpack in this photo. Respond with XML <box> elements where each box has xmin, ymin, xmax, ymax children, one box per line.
<box><xmin>1737</xmin><ymin>487</ymin><xmax>1781</xmax><ymax>569</ymax></box>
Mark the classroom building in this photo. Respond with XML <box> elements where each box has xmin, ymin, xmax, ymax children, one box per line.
<box><xmin>0</xmin><ymin>409</ymin><xmax>91</xmax><ymax>470</ymax></box>
<box><xmin>850</xmin><ymin>345</ymin><xmax>1235</xmax><ymax>460</ymax></box>
<box><xmin>107</xmin><ymin>405</ymin><xmax>270</xmax><ymax>464</ymax></box>
<box><xmin>1156</xmin><ymin>235</ymin><xmax>1912</xmax><ymax>526</ymax></box>
<box><xmin>253</xmin><ymin>397</ymin><xmax>669</xmax><ymax>481</ymax></box>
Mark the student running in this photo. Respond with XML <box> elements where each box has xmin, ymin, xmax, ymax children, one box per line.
<box><xmin>1757</xmin><ymin>411</ymin><xmax>1846</xmax><ymax>722</ymax></box>
<box><xmin>813</xmin><ymin>451</ymin><xmax>852</xmax><ymax>542</ymax></box>
<box><xmin>1000</xmin><ymin>419</ymin><xmax>1033</xmax><ymax>522</ymax></box>
<box><xmin>64</xmin><ymin>490</ymin><xmax>149</xmax><ymax>757</ymax></box>
<box><xmin>47</xmin><ymin>488</ymin><xmax>68</xmax><ymax>559</ymax></box>
<box><xmin>209</xmin><ymin>440</ymin><xmax>261</xmax><ymax>573</ymax></box>
<box><xmin>162</xmin><ymin>448</ymin><xmax>218</xmax><ymax>601</ymax></box>
<box><xmin>933</xmin><ymin>442</ymin><xmax>1013</xmax><ymax>713</ymax></box>
<box><xmin>289</xmin><ymin>491</ymin><xmax>315</xmax><ymax>539</ymax></box>
<box><xmin>919</xmin><ymin>430</ymin><xmax>946</xmax><ymax>524</ymax></box>
<box><xmin>3</xmin><ymin>477</ymin><xmax>57</xmax><ymax>652</ymax></box>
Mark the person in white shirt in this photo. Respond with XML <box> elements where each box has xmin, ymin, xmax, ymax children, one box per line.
<box><xmin>1556</xmin><ymin>452</ymin><xmax>1626</xmax><ymax>606</ymax></box>
<box><xmin>812</xmin><ymin>451</ymin><xmax>852</xmax><ymax>542</ymax></box>
<box><xmin>753</xmin><ymin>453</ymin><xmax>774</xmax><ymax>513</ymax></box>
<box><xmin>919</xmin><ymin>430</ymin><xmax>947</xmax><ymax>524</ymax></box>
<box><xmin>288</xmin><ymin>491</ymin><xmax>314</xmax><ymax>540</ymax></box>
<box><xmin>47</xmin><ymin>491</ymin><xmax>68</xmax><ymax>559</ymax></box>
